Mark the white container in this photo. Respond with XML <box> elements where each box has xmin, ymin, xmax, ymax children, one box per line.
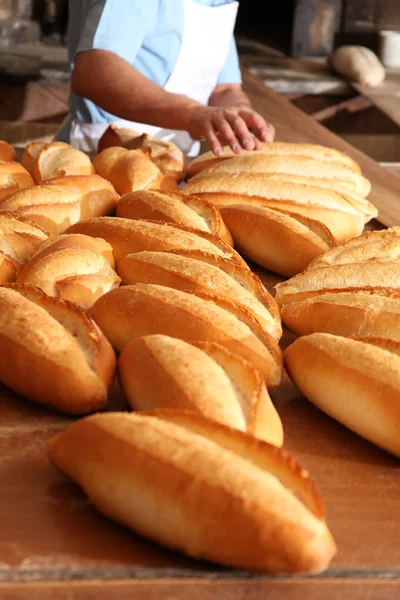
<box><xmin>379</xmin><ymin>30</ymin><xmax>400</xmax><ymax>68</ymax></box>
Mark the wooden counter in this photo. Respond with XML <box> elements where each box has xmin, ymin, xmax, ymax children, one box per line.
<box><xmin>1</xmin><ymin>74</ymin><xmax>400</xmax><ymax>599</ymax></box>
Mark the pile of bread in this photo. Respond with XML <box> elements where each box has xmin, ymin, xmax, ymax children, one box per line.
<box><xmin>0</xmin><ymin>129</ymin><xmax>386</xmax><ymax>576</ymax></box>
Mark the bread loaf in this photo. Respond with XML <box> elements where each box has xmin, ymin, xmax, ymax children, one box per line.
<box><xmin>218</xmin><ymin>205</ymin><xmax>336</xmax><ymax>277</ymax></box>
<box><xmin>0</xmin><ymin>284</ymin><xmax>116</xmax><ymax>413</ymax></box>
<box><xmin>0</xmin><ymin>141</ymin><xmax>17</xmax><ymax>162</ymax></box>
<box><xmin>183</xmin><ymin>175</ymin><xmax>364</xmax><ymax>241</ymax></box>
<box><xmin>116</xmin><ymin>189</ymin><xmax>233</xmax><ymax>246</ymax></box>
<box><xmin>46</xmin><ymin>174</ymin><xmax>119</xmax><ymax>219</ymax></box>
<box><xmin>0</xmin><ymin>161</ymin><xmax>35</xmax><ymax>201</ymax></box>
<box><xmin>89</xmin><ymin>284</ymin><xmax>283</xmax><ymax>389</ymax></box>
<box><xmin>281</xmin><ymin>290</ymin><xmax>400</xmax><ymax>340</ymax></box>
<box><xmin>66</xmin><ymin>216</ymin><xmax>246</xmax><ymax>265</ymax></box>
<box><xmin>17</xmin><ymin>234</ymin><xmax>121</xmax><ymax>308</ymax></box>
<box><xmin>22</xmin><ymin>141</ymin><xmax>67</xmax><ymax>173</ymax></box>
<box><xmin>98</xmin><ymin>125</ymin><xmax>186</xmax><ymax>181</ymax></box>
<box><xmin>284</xmin><ymin>333</ymin><xmax>400</xmax><ymax>457</ymax></box>
<box><xmin>330</xmin><ymin>46</ymin><xmax>385</xmax><ymax>87</ymax></box>
<box><xmin>191</xmin><ymin>154</ymin><xmax>371</xmax><ymax>198</ymax></box>
<box><xmin>47</xmin><ymin>409</ymin><xmax>336</xmax><ymax>573</ymax></box>
<box><xmin>187</xmin><ymin>141</ymin><xmax>361</xmax><ymax>178</ymax></box>
<box><xmin>116</xmin><ymin>250</ymin><xmax>282</xmax><ymax>340</ymax></box>
<box><xmin>26</xmin><ymin>141</ymin><xmax>95</xmax><ymax>183</ymax></box>
<box><xmin>236</xmin><ymin>172</ymin><xmax>377</xmax><ymax>223</ymax></box>
<box><xmin>0</xmin><ymin>210</ymin><xmax>50</xmax><ymax>283</ymax></box>
<box><xmin>93</xmin><ymin>147</ymin><xmax>177</xmax><ymax>194</ymax></box>
<box><xmin>118</xmin><ymin>335</ymin><xmax>283</xmax><ymax>445</ymax></box>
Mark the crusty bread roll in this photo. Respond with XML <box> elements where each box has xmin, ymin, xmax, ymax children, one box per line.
<box><xmin>66</xmin><ymin>216</ymin><xmax>246</xmax><ymax>266</ymax></box>
<box><xmin>219</xmin><ymin>205</ymin><xmax>336</xmax><ymax>277</ymax></box>
<box><xmin>89</xmin><ymin>284</ymin><xmax>283</xmax><ymax>389</ymax></box>
<box><xmin>191</xmin><ymin>154</ymin><xmax>371</xmax><ymax>198</ymax></box>
<box><xmin>46</xmin><ymin>174</ymin><xmax>119</xmax><ymax>219</ymax></box>
<box><xmin>308</xmin><ymin>226</ymin><xmax>400</xmax><ymax>269</ymax></box>
<box><xmin>22</xmin><ymin>141</ymin><xmax>68</xmax><ymax>173</ymax></box>
<box><xmin>0</xmin><ymin>284</ymin><xmax>116</xmax><ymax>413</ymax></box>
<box><xmin>27</xmin><ymin>142</ymin><xmax>94</xmax><ymax>184</ymax></box>
<box><xmin>187</xmin><ymin>142</ymin><xmax>361</xmax><ymax>178</ymax></box>
<box><xmin>0</xmin><ymin>210</ymin><xmax>50</xmax><ymax>283</ymax></box>
<box><xmin>48</xmin><ymin>409</ymin><xmax>336</xmax><ymax>573</ymax></box>
<box><xmin>238</xmin><ymin>172</ymin><xmax>377</xmax><ymax>223</ymax></box>
<box><xmin>0</xmin><ymin>161</ymin><xmax>35</xmax><ymax>202</ymax></box>
<box><xmin>93</xmin><ymin>147</ymin><xmax>177</xmax><ymax>195</ymax></box>
<box><xmin>1</xmin><ymin>177</ymin><xmax>118</xmax><ymax>234</ymax></box>
<box><xmin>98</xmin><ymin>125</ymin><xmax>186</xmax><ymax>181</ymax></box>
<box><xmin>116</xmin><ymin>189</ymin><xmax>233</xmax><ymax>246</ymax></box>
<box><xmin>116</xmin><ymin>250</ymin><xmax>282</xmax><ymax>341</ymax></box>
<box><xmin>0</xmin><ymin>141</ymin><xmax>17</xmax><ymax>162</ymax></box>
<box><xmin>281</xmin><ymin>289</ymin><xmax>400</xmax><ymax>340</ymax></box>
<box><xmin>284</xmin><ymin>333</ymin><xmax>400</xmax><ymax>457</ymax></box>
<box><xmin>183</xmin><ymin>175</ymin><xmax>364</xmax><ymax>241</ymax></box>
<box><xmin>118</xmin><ymin>335</ymin><xmax>283</xmax><ymax>445</ymax></box>
<box><xmin>17</xmin><ymin>234</ymin><xmax>121</xmax><ymax>308</ymax></box>
<box><xmin>330</xmin><ymin>46</ymin><xmax>385</xmax><ymax>87</ymax></box>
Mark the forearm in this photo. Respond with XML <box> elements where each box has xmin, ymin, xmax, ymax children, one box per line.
<box><xmin>71</xmin><ymin>50</ymin><xmax>201</xmax><ymax>130</ymax></box>
<box><xmin>208</xmin><ymin>84</ymin><xmax>252</xmax><ymax>108</ymax></box>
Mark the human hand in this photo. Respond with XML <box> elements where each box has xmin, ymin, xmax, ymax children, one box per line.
<box><xmin>186</xmin><ymin>105</ymin><xmax>275</xmax><ymax>155</ymax></box>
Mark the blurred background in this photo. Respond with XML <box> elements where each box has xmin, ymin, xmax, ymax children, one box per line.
<box><xmin>1</xmin><ymin>0</ymin><xmax>400</xmax><ymax>163</ymax></box>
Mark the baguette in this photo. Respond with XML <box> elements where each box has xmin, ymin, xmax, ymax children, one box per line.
<box><xmin>187</xmin><ymin>141</ymin><xmax>361</xmax><ymax>178</ymax></box>
<box><xmin>93</xmin><ymin>147</ymin><xmax>177</xmax><ymax>194</ymax></box>
<box><xmin>46</xmin><ymin>174</ymin><xmax>119</xmax><ymax>219</ymax></box>
<box><xmin>0</xmin><ymin>161</ymin><xmax>35</xmax><ymax>201</ymax></box>
<box><xmin>218</xmin><ymin>205</ymin><xmax>336</xmax><ymax>277</ymax></box>
<box><xmin>89</xmin><ymin>283</ymin><xmax>283</xmax><ymax>389</ymax></box>
<box><xmin>27</xmin><ymin>142</ymin><xmax>95</xmax><ymax>183</ymax></box>
<box><xmin>182</xmin><ymin>175</ymin><xmax>364</xmax><ymax>241</ymax></box>
<box><xmin>0</xmin><ymin>210</ymin><xmax>50</xmax><ymax>283</ymax></box>
<box><xmin>234</xmin><ymin>172</ymin><xmax>377</xmax><ymax>223</ymax></box>
<box><xmin>98</xmin><ymin>125</ymin><xmax>186</xmax><ymax>181</ymax></box>
<box><xmin>0</xmin><ymin>284</ymin><xmax>116</xmax><ymax>413</ymax></box>
<box><xmin>66</xmin><ymin>216</ymin><xmax>246</xmax><ymax>266</ymax></box>
<box><xmin>284</xmin><ymin>333</ymin><xmax>400</xmax><ymax>457</ymax></box>
<box><xmin>116</xmin><ymin>189</ymin><xmax>233</xmax><ymax>246</ymax></box>
<box><xmin>22</xmin><ymin>141</ymin><xmax>67</xmax><ymax>172</ymax></box>
<box><xmin>308</xmin><ymin>226</ymin><xmax>400</xmax><ymax>269</ymax></box>
<box><xmin>47</xmin><ymin>409</ymin><xmax>336</xmax><ymax>574</ymax></box>
<box><xmin>0</xmin><ymin>141</ymin><xmax>17</xmax><ymax>162</ymax></box>
<box><xmin>281</xmin><ymin>289</ymin><xmax>400</xmax><ymax>340</ymax></box>
<box><xmin>191</xmin><ymin>154</ymin><xmax>371</xmax><ymax>198</ymax></box>
<box><xmin>118</xmin><ymin>335</ymin><xmax>283</xmax><ymax>445</ymax></box>
<box><xmin>116</xmin><ymin>250</ymin><xmax>282</xmax><ymax>340</ymax></box>
<box><xmin>275</xmin><ymin>260</ymin><xmax>400</xmax><ymax>307</ymax></box>
<box><xmin>17</xmin><ymin>233</ymin><xmax>120</xmax><ymax>308</ymax></box>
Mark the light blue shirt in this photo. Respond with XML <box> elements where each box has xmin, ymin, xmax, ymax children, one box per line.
<box><xmin>59</xmin><ymin>0</ymin><xmax>241</xmax><ymax>140</ymax></box>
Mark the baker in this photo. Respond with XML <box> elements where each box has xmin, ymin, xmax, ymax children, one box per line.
<box><xmin>56</xmin><ymin>0</ymin><xmax>275</xmax><ymax>157</ymax></box>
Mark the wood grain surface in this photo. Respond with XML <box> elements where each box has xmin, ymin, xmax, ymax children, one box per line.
<box><xmin>2</xmin><ymin>75</ymin><xmax>400</xmax><ymax>598</ymax></box>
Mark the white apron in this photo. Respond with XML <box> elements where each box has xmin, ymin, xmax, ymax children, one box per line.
<box><xmin>69</xmin><ymin>0</ymin><xmax>239</xmax><ymax>157</ymax></box>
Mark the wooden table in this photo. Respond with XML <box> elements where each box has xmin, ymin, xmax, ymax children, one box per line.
<box><xmin>2</xmin><ymin>74</ymin><xmax>400</xmax><ymax>599</ymax></box>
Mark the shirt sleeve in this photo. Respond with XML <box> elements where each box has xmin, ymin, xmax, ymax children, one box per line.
<box><xmin>75</xmin><ymin>0</ymin><xmax>158</xmax><ymax>65</ymax></box>
<box><xmin>217</xmin><ymin>36</ymin><xmax>242</xmax><ymax>85</ymax></box>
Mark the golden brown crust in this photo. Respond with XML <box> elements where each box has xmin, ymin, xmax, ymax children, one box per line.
<box><xmin>17</xmin><ymin>234</ymin><xmax>121</xmax><ymax>308</ymax></box>
<box><xmin>89</xmin><ymin>283</ymin><xmax>283</xmax><ymax>389</ymax></box>
<box><xmin>284</xmin><ymin>333</ymin><xmax>400</xmax><ymax>457</ymax></box>
<box><xmin>46</xmin><ymin>174</ymin><xmax>119</xmax><ymax>219</ymax></box>
<box><xmin>65</xmin><ymin>216</ymin><xmax>247</xmax><ymax>266</ymax></box>
<box><xmin>0</xmin><ymin>283</ymin><xmax>116</xmax><ymax>413</ymax></box>
<box><xmin>187</xmin><ymin>142</ymin><xmax>361</xmax><ymax>178</ymax></box>
<box><xmin>47</xmin><ymin>409</ymin><xmax>336</xmax><ymax>573</ymax></box>
<box><xmin>116</xmin><ymin>250</ymin><xmax>281</xmax><ymax>341</ymax></box>
<box><xmin>97</xmin><ymin>125</ymin><xmax>186</xmax><ymax>181</ymax></box>
<box><xmin>219</xmin><ymin>204</ymin><xmax>336</xmax><ymax>277</ymax></box>
<box><xmin>118</xmin><ymin>335</ymin><xmax>283</xmax><ymax>445</ymax></box>
<box><xmin>182</xmin><ymin>175</ymin><xmax>364</xmax><ymax>241</ymax></box>
<box><xmin>0</xmin><ymin>161</ymin><xmax>35</xmax><ymax>202</ymax></box>
<box><xmin>0</xmin><ymin>141</ymin><xmax>17</xmax><ymax>162</ymax></box>
<box><xmin>29</xmin><ymin>142</ymin><xmax>94</xmax><ymax>183</ymax></box>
